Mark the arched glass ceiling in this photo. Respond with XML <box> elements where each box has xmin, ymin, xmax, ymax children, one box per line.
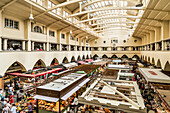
<box><xmin>79</xmin><ymin>0</ymin><xmax>147</xmax><ymax>37</ymax></box>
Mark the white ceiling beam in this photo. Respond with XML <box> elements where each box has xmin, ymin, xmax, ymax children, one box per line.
<box><xmin>34</xmin><ymin>0</ymin><xmax>84</xmax><ymax>18</ymax></box>
<box><xmin>94</xmin><ymin>25</ymin><xmax>132</xmax><ymax>30</ymax></box>
<box><xmin>0</xmin><ymin>0</ymin><xmax>17</xmax><ymax>10</ymax></box>
<box><xmin>68</xmin><ymin>6</ymin><xmax>145</xmax><ymax>18</ymax></box>
<box><xmin>73</xmin><ymin>0</ymin><xmax>137</xmax><ymax>13</ymax></box>
<box><xmin>76</xmin><ymin>15</ymin><xmax>141</xmax><ymax>24</ymax></box>
<box><xmin>92</xmin><ymin>21</ymin><xmax>137</xmax><ymax>26</ymax></box>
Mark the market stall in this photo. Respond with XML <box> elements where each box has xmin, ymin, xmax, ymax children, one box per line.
<box><xmin>79</xmin><ymin>79</ymin><xmax>146</xmax><ymax>113</ymax></box>
<box><xmin>77</xmin><ymin>61</ymin><xmax>86</xmax><ymax>65</ymax></box>
<box><xmin>108</xmin><ymin>64</ymin><xmax>132</xmax><ymax>70</ymax></box>
<box><xmin>85</xmin><ymin>59</ymin><xmax>93</xmax><ymax>63</ymax></box>
<box><xmin>117</xmin><ymin>69</ymin><xmax>134</xmax><ymax>81</ymax></box>
<box><xmin>102</xmin><ymin>69</ymin><xmax>118</xmax><ymax>79</ymax></box>
<box><xmin>34</xmin><ymin>71</ymin><xmax>90</xmax><ymax>113</ymax></box>
<box><xmin>63</xmin><ymin>62</ymin><xmax>78</xmax><ymax>69</ymax></box>
<box><xmin>139</xmin><ymin>68</ymin><xmax>170</xmax><ymax>83</ymax></box>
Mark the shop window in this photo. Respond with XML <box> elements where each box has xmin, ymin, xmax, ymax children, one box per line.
<box><xmin>94</xmin><ymin>47</ymin><xmax>98</xmax><ymax>51</ymax></box>
<box><xmin>77</xmin><ymin>38</ymin><xmax>78</xmax><ymax>42</ymax></box>
<box><xmin>134</xmin><ymin>40</ymin><xmax>137</xmax><ymax>43</ymax></box>
<box><xmin>5</xmin><ymin>18</ymin><xmax>19</xmax><ymax>29</ymax></box>
<box><xmin>70</xmin><ymin>36</ymin><xmax>74</xmax><ymax>40</ymax></box>
<box><xmin>61</xmin><ymin>34</ymin><xmax>65</xmax><ymax>39</ymax></box>
<box><xmin>81</xmin><ymin>39</ymin><xmax>83</xmax><ymax>42</ymax></box>
<box><xmin>103</xmin><ymin>41</ymin><xmax>106</xmax><ymax>43</ymax></box>
<box><xmin>123</xmin><ymin>40</ymin><xmax>126</xmax><ymax>43</ymax></box>
<box><xmin>34</xmin><ymin>26</ymin><xmax>42</xmax><ymax>33</ymax></box>
<box><xmin>112</xmin><ymin>40</ymin><xmax>118</xmax><ymax>43</ymax></box>
<box><xmin>102</xmin><ymin>47</ymin><xmax>107</xmax><ymax>51</ymax></box>
<box><xmin>49</xmin><ymin>30</ymin><xmax>55</xmax><ymax>37</ymax></box>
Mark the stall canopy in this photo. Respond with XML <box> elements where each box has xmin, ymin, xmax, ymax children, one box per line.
<box><xmin>34</xmin><ymin>95</ymin><xmax>59</xmax><ymax>102</ymax></box>
<box><xmin>108</xmin><ymin>64</ymin><xmax>131</xmax><ymax>69</ymax></box>
<box><xmin>63</xmin><ymin>62</ymin><xmax>78</xmax><ymax>69</ymax></box>
<box><xmin>51</xmin><ymin>64</ymin><xmax>66</xmax><ymax>70</ymax></box>
<box><xmin>77</xmin><ymin>61</ymin><xmax>86</xmax><ymax>64</ymax></box>
<box><xmin>139</xmin><ymin>68</ymin><xmax>170</xmax><ymax>83</ymax></box>
<box><xmin>7</xmin><ymin>68</ymin><xmax>62</xmax><ymax>78</ymax></box>
<box><xmin>85</xmin><ymin>59</ymin><xmax>93</xmax><ymax>63</ymax></box>
<box><xmin>112</xmin><ymin>59</ymin><xmax>121</xmax><ymax>63</ymax></box>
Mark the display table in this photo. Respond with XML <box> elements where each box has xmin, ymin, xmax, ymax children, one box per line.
<box><xmin>139</xmin><ymin>68</ymin><xmax>170</xmax><ymax>83</ymax></box>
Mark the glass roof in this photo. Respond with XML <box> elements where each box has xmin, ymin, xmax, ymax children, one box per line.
<box><xmin>81</xmin><ymin>0</ymin><xmax>145</xmax><ymax>37</ymax></box>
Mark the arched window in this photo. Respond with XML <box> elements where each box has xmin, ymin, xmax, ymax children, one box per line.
<box><xmin>34</xmin><ymin>26</ymin><xmax>42</xmax><ymax>33</ymax></box>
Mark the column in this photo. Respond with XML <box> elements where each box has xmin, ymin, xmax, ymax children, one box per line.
<box><xmin>0</xmin><ymin>38</ymin><xmax>2</xmax><ymax>51</ymax></box>
<box><xmin>3</xmin><ymin>38</ymin><xmax>8</xmax><ymax>51</ymax></box>
<box><xmin>155</xmin><ymin>43</ymin><xmax>157</xmax><ymax>51</ymax></box>
<box><xmin>24</xmin><ymin>20</ymin><xmax>32</xmax><ymax>51</ymax></box>
<box><xmin>0</xmin><ymin>11</ymin><xmax>2</xmax><ymax>51</ymax></box>
<box><xmin>161</xmin><ymin>21</ymin><xmax>169</xmax><ymax>50</ymax></box>
<box><xmin>46</xmin><ymin>27</ymin><xmax>50</xmax><ymax>51</ymax></box>
<box><xmin>43</xmin><ymin>43</ymin><xmax>46</xmax><ymax>51</ymax></box>
<box><xmin>27</xmin><ymin>40</ymin><xmax>31</xmax><ymax>51</ymax></box>
<box><xmin>75</xmin><ymin>45</ymin><xmax>77</xmax><ymax>51</ymax></box>
<box><xmin>22</xmin><ymin>41</ymin><xmax>26</xmax><ymax>51</ymax></box>
<box><xmin>32</xmin><ymin>42</ymin><xmax>34</xmax><ymax>51</ymax></box>
<box><xmin>57</xmin><ymin>30</ymin><xmax>62</xmax><ymax>51</ymax></box>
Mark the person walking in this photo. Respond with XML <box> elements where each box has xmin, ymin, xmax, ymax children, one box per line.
<box><xmin>11</xmin><ymin>104</ymin><xmax>17</xmax><ymax>113</ymax></box>
<box><xmin>28</xmin><ymin>103</ymin><xmax>33</xmax><ymax>113</ymax></box>
<box><xmin>2</xmin><ymin>104</ymin><xmax>10</xmax><ymax>113</ymax></box>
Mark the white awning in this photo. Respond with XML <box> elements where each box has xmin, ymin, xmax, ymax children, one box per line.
<box><xmin>78</xmin><ymin>78</ymin><xmax>90</xmax><ymax>87</ymax></box>
<box><xmin>34</xmin><ymin>95</ymin><xmax>59</xmax><ymax>102</ymax></box>
<box><xmin>112</xmin><ymin>60</ymin><xmax>121</xmax><ymax>63</ymax></box>
<box><xmin>61</xmin><ymin>86</ymin><xmax>81</xmax><ymax>100</ymax></box>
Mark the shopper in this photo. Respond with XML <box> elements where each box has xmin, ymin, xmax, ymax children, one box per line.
<box><xmin>28</xmin><ymin>103</ymin><xmax>33</xmax><ymax>113</ymax></box>
<box><xmin>2</xmin><ymin>104</ymin><xmax>10</xmax><ymax>113</ymax></box>
<box><xmin>11</xmin><ymin>104</ymin><xmax>17</xmax><ymax>113</ymax></box>
<box><xmin>17</xmin><ymin>90</ymin><xmax>21</xmax><ymax>102</ymax></box>
<box><xmin>9</xmin><ymin>95</ymin><xmax>14</xmax><ymax>104</ymax></box>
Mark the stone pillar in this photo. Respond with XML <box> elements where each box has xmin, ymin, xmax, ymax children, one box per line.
<box><xmin>27</xmin><ymin>40</ymin><xmax>31</xmax><ymax>51</ymax></box>
<box><xmin>3</xmin><ymin>38</ymin><xmax>8</xmax><ymax>51</ymax></box>
<box><xmin>32</xmin><ymin>42</ymin><xmax>34</xmax><ymax>51</ymax></box>
<box><xmin>0</xmin><ymin>38</ymin><xmax>2</xmax><ymax>51</ymax></box>
<box><xmin>24</xmin><ymin>20</ymin><xmax>32</xmax><ymax>51</ymax></box>
<box><xmin>155</xmin><ymin>43</ymin><xmax>157</xmax><ymax>51</ymax></box>
<box><xmin>22</xmin><ymin>41</ymin><xmax>26</xmax><ymax>51</ymax></box>
<box><xmin>46</xmin><ymin>27</ymin><xmax>49</xmax><ymax>51</ymax></box>
<box><xmin>0</xmin><ymin>11</ymin><xmax>2</xmax><ymax>51</ymax></box>
<box><xmin>43</xmin><ymin>43</ymin><xmax>46</xmax><ymax>51</ymax></box>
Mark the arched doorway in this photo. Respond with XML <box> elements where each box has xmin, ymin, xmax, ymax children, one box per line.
<box><xmin>3</xmin><ymin>61</ymin><xmax>26</xmax><ymax>89</ymax></box>
<box><xmin>132</xmin><ymin>55</ymin><xmax>140</xmax><ymax>60</ymax></box>
<box><xmin>151</xmin><ymin>58</ymin><xmax>155</xmax><ymax>65</ymax></box>
<box><xmin>71</xmin><ymin>56</ymin><xmax>76</xmax><ymax>62</ymax></box>
<box><xmin>164</xmin><ymin>61</ymin><xmax>170</xmax><ymax>71</ymax></box>
<box><xmin>121</xmin><ymin>55</ymin><xmax>128</xmax><ymax>59</ymax></box>
<box><xmin>82</xmin><ymin>55</ymin><xmax>85</xmax><ymax>60</ymax></box>
<box><xmin>102</xmin><ymin>54</ymin><xmax>108</xmax><ymax>58</ymax></box>
<box><xmin>5</xmin><ymin>61</ymin><xmax>26</xmax><ymax>73</ymax></box>
<box><xmin>77</xmin><ymin>56</ymin><xmax>81</xmax><ymax>61</ymax></box>
<box><xmin>157</xmin><ymin>59</ymin><xmax>162</xmax><ymax>68</ymax></box>
<box><xmin>33</xmin><ymin>59</ymin><xmax>46</xmax><ymax>69</ymax></box>
<box><xmin>86</xmin><ymin>55</ymin><xmax>89</xmax><ymax>59</ymax></box>
<box><xmin>93</xmin><ymin>54</ymin><xmax>99</xmax><ymax>60</ymax></box>
<box><xmin>62</xmin><ymin>57</ymin><xmax>69</xmax><ymax>63</ymax></box>
<box><xmin>111</xmin><ymin>54</ymin><xmax>118</xmax><ymax>59</ymax></box>
<box><xmin>148</xmin><ymin>57</ymin><xmax>150</xmax><ymax>63</ymax></box>
<box><xmin>50</xmin><ymin>58</ymin><xmax>59</xmax><ymax>67</ymax></box>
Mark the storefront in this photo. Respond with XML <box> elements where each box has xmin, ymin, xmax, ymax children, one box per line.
<box><xmin>78</xmin><ymin>79</ymin><xmax>146</xmax><ymax>113</ymax></box>
<box><xmin>34</xmin><ymin>72</ymin><xmax>90</xmax><ymax>113</ymax></box>
<box><xmin>117</xmin><ymin>69</ymin><xmax>134</xmax><ymax>81</ymax></box>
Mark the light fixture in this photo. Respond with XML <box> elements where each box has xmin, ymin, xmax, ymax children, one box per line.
<box><xmin>136</xmin><ymin>0</ymin><xmax>143</xmax><ymax>7</ymax></box>
<box><xmin>95</xmin><ymin>39</ymin><xmax>97</xmax><ymax>42</ymax></box>
<box><xmin>86</xmin><ymin>36</ymin><xmax>88</xmax><ymax>39</ymax></box>
<box><xmin>29</xmin><ymin>5</ymin><xmax>34</xmax><ymax>20</ymax></box>
<box><xmin>70</xmin><ymin>29</ymin><xmax>72</xmax><ymax>34</ymax></box>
